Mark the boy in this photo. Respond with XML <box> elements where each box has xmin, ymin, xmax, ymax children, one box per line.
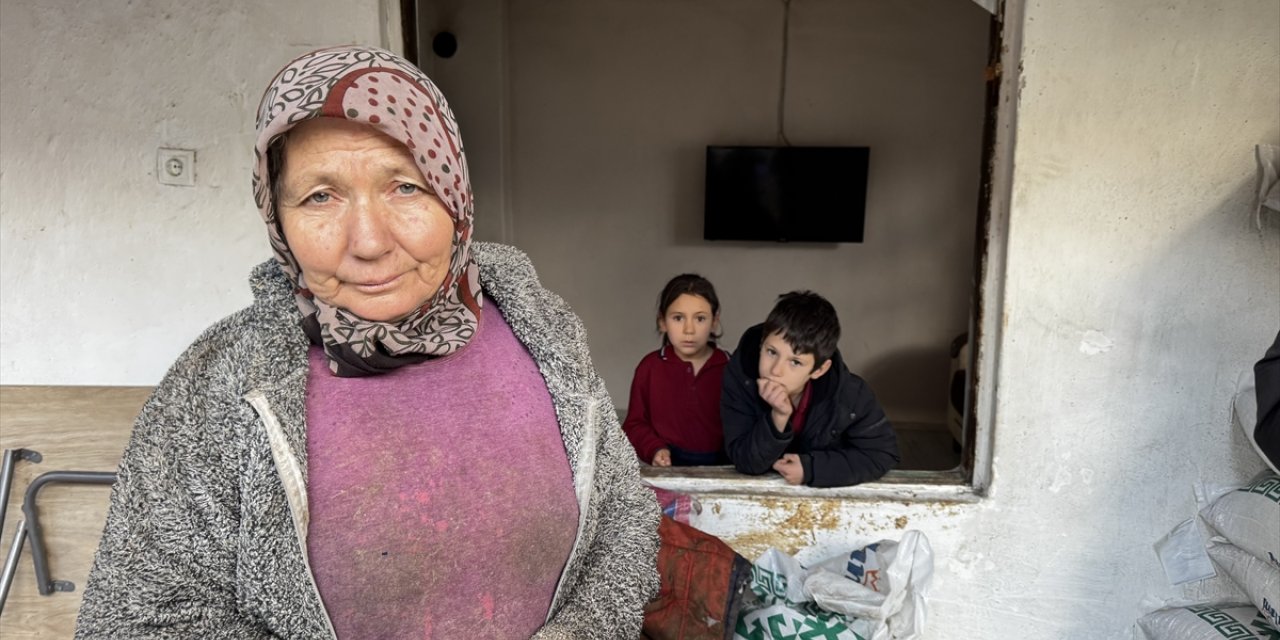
<box><xmin>722</xmin><ymin>292</ymin><xmax>899</xmax><ymax>487</ymax></box>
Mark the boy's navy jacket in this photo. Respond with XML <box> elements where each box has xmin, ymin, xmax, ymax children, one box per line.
<box><xmin>721</xmin><ymin>323</ymin><xmax>900</xmax><ymax>488</ymax></box>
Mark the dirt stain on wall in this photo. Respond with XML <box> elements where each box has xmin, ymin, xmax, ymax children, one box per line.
<box><xmin>718</xmin><ymin>499</ymin><xmax>965</xmax><ymax>559</ymax></box>
<box><xmin>723</xmin><ymin>498</ymin><xmax>843</xmax><ymax>558</ymax></box>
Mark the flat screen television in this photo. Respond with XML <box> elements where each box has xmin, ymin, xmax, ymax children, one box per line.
<box><xmin>703</xmin><ymin>145</ymin><xmax>869</xmax><ymax>243</ymax></box>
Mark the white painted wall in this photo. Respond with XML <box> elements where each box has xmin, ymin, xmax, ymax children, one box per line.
<box><xmin>0</xmin><ymin>0</ymin><xmax>392</xmax><ymax>385</ymax></box>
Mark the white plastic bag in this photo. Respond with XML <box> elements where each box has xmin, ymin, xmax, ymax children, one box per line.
<box><xmin>1154</xmin><ymin>518</ymin><xmax>1217</xmax><ymax>586</ymax></box>
<box><xmin>737</xmin><ymin>548</ymin><xmax>868</xmax><ymax>640</ymax></box>
<box><xmin>734</xmin><ymin>531</ymin><xmax>934</xmax><ymax>640</ymax></box>
<box><xmin>805</xmin><ymin>531</ymin><xmax>933</xmax><ymax>639</ymax></box>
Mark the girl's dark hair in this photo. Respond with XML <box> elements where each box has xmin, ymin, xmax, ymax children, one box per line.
<box><xmin>656</xmin><ymin>273</ymin><xmax>722</xmax><ymax>343</ymax></box>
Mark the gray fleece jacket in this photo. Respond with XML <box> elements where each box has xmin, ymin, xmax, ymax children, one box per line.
<box><xmin>75</xmin><ymin>243</ymin><xmax>661</xmax><ymax>639</ymax></box>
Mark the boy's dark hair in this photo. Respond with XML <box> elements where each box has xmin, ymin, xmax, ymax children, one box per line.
<box><xmin>656</xmin><ymin>273</ymin><xmax>722</xmax><ymax>342</ymax></box>
<box><xmin>763</xmin><ymin>291</ymin><xmax>841</xmax><ymax>368</ymax></box>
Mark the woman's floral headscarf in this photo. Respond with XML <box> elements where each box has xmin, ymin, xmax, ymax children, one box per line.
<box><xmin>253</xmin><ymin>45</ymin><xmax>481</xmax><ymax>377</ymax></box>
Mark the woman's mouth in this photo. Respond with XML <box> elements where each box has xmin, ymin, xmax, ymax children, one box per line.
<box><xmin>351</xmin><ymin>273</ymin><xmax>404</xmax><ymax>293</ymax></box>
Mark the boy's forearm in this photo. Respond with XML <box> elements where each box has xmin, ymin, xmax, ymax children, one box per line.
<box><xmin>725</xmin><ymin>412</ymin><xmax>790</xmax><ymax>474</ymax></box>
<box><xmin>806</xmin><ymin>417</ymin><xmax>900</xmax><ymax>487</ymax></box>
<box><xmin>805</xmin><ymin>447</ymin><xmax>892</xmax><ymax>487</ymax></box>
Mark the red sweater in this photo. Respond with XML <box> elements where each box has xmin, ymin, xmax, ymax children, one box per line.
<box><xmin>622</xmin><ymin>345</ymin><xmax>730</xmax><ymax>463</ymax></box>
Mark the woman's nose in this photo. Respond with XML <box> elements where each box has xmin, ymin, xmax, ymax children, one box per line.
<box><xmin>682</xmin><ymin>320</ymin><xmax>695</xmax><ymax>334</ymax></box>
<box><xmin>347</xmin><ymin>197</ymin><xmax>394</xmax><ymax>260</ymax></box>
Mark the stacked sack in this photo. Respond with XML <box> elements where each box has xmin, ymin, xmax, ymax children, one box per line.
<box><xmin>1139</xmin><ymin>472</ymin><xmax>1280</xmax><ymax>639</ymax></box>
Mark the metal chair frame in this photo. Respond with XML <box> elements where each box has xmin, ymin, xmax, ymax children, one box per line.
<box><xmin>0</xmin><ymin>449</ymin><xmax>115</xmax><ymax>617</ymax></box>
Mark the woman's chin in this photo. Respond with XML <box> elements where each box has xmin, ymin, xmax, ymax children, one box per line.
<box><xmin>323</xmin><ymin>280</ymin><xmax>440</xmax><ymax>323</ymax></box>
<box><xmin>334</xmin><ymin>296</ymin><xmax>428</xmax><ymax>323</ymax></box>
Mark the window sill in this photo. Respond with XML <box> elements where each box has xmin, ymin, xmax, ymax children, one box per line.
<box><xmin>639</xmin><ymin>465</ymin><xmax>980</xmax><ymax>503</ymax></box>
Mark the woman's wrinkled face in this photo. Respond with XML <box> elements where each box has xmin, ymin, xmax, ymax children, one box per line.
<box><xmin>276</xmin><ymin>118</ymin><xmax>454</xmax><ymax>323</ymax></box>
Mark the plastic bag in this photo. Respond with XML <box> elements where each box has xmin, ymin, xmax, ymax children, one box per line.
<box><xmin>734</xmin><ymin>531</ymin><xmax>933</xmax><ymax>640</ymax></box>
<box><xmin>1154</xmin><ymin>518</ymin><xmax>1217</xmax><ymax>586</ymax></box>
<box><xmin>650</xmin><ymin>486</ymin><xmax>702</xmax><ymax>525</ymax></box>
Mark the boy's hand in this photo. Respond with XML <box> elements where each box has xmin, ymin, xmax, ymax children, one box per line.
<box><xmin>651</xmin><ymin>449</ymin><xmax>672</xmax><ymax>467</ymax></box>
<box><xmin>757</xmin><ymin>379</ymin><xmax>793</xmax><ymax>432</ymax></box>
<box><xmin>772</xmin><ymin>454</ymin><xmax>804</xmax><ymax>485</ymax></box>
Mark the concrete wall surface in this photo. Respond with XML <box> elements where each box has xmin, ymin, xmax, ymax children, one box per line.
<box><xmin>0</xmin><ymin>0</ymin><xmax>387</xmax><ymax>385</ymax></box>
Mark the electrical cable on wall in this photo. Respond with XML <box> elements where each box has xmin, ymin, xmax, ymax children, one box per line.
<box><xmin>776</xmin><ymin>0</ymin><xmax>793</xmax><ymax>146</ymax></box>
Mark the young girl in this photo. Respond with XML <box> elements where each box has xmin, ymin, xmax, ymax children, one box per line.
<box><xmin>623</xmin><ymin>274</ymin><xmax>731</xmax><ymax>466</ymax></box>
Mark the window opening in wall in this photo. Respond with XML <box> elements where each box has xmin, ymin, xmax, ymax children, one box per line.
<box><xmin>410</xmin><ymin>0</ymin><xmax>1016</xmax><ymax>498</ymax></box>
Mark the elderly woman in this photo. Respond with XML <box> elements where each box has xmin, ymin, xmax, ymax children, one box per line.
<box><xmin>75</xmin><ymin>46</ymin><xmax>659</xmax><ymax>639</ymax></box>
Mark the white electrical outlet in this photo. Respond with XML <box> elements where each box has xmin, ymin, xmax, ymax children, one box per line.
<box><xmin>157</xmin><ymin>148</ymin><xmax>196</xmax><ymax>187</ymax></box>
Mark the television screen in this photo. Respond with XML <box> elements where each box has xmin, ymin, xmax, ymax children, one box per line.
<box><xmin>703</xmin><ymin>146</ymin><xmax>869</xmax><ymax>243</ymax></box>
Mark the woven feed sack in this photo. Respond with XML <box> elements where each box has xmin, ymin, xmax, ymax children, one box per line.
<box><xmin>1138</xmin><ymin>604</ymin><xmax>1277</xmax><ymax>639</ymax></box>
<box><xmin>1207</xmin><ymin>541</ymin><xmax>1280</xmax><ymax>631</ymax></box>
<box><xmin>1200</xmin><ymin>473</ymin><xmax>1280</xmax><ymax>571</ymax></box>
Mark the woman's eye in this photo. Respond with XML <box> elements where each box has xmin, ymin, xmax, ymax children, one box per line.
<box><xmin>397</xmin><ymin>183</ymin><xmax>419</xmax><ymax>195</ymax></box>
<box><xmin>306</xmin><ymin>192</ymin><xmax>331</xmax><ymax>204</ymax></box>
